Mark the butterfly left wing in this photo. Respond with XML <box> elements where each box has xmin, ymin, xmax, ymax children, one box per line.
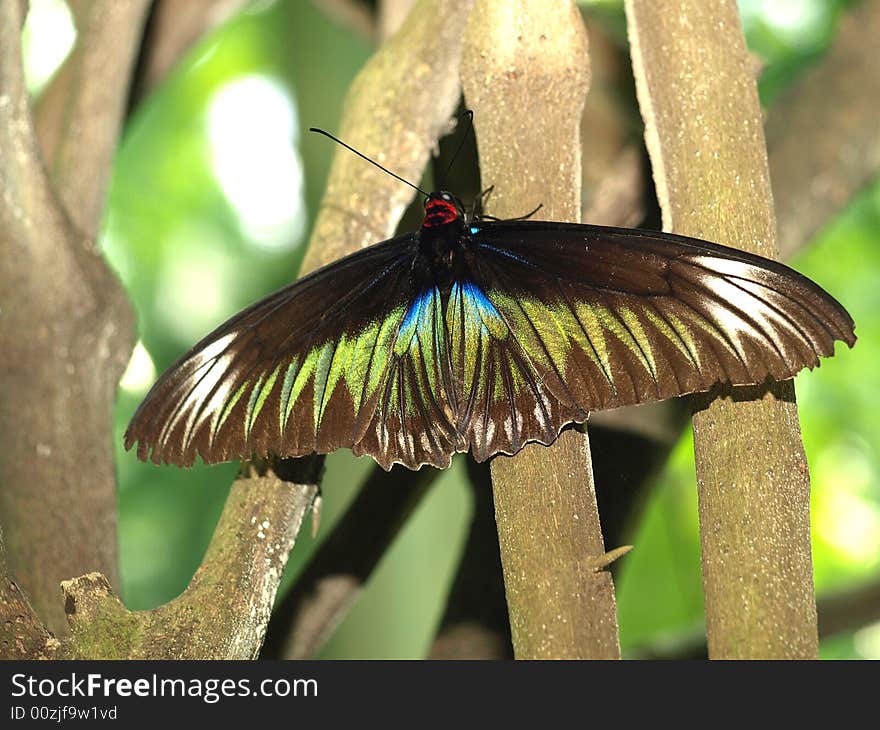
<box><xmin>125</xmin><ymin>234</ymin><xmax>456</xmax><ymax>469</ymax></box>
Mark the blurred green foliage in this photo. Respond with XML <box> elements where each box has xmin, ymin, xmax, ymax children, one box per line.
<box><xmin>25</xmin><ymin>0</ymin><xmax>877</xmax><ymax>658</ymax></box>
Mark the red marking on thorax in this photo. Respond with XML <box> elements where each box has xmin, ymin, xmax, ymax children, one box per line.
<box><xmin>423</xmin><ymin>199</ymin><xmax>459</xmax><ymax>228</ymax></box>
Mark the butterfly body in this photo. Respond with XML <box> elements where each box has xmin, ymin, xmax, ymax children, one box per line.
<box><xmin>126</xmin><ymin>191</ymin><xmax>855</xmax><ymax>471</ymax></box>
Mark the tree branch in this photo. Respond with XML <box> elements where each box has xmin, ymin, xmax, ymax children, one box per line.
<box><xmin>58</xmin><ymin>461</ymin><xmax>319</xmax><ymax>659</ymax></box>
<box><xmin>461</xmin><ymin>0</ymin><xmax>621</xmax><ymax>660</ymax></box>
<box><xmin>769</xmin><ymin>0</ymin><xmax>880</xmax><ymax>259</ymax></box>
<box><xmin>428</xmin><ymin>460</ymin><xmax>512</xmax><ymax>659</ymax></box>
<box><xmin>0</xmin><ymin>0</ymin><xmax>143</xmax><ymax>635</ymax></box>
<box><xmin>626</xmin><ymin>0</ymin><xmax>819</xmax><ymax>658</ymax></box>
<box><xmin>37</xmin><ymin>0</ymin><xmax>151</xmax><ymax>240</ymax></box>
<box><xmin>127</xmin><ymin>0</ymin><xmax>250</xmax><ymax>108</ymax></box>
<box><xmin>580</xmin><ymin>20</ymin><xmax>645</xmax><ymax>228</ymax></box>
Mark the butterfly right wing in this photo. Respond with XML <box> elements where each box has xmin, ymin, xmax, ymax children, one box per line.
<box><xmin>124</xmin><ymin>233</ymin><xmax>455</xmax><ymax>469</ymax></box>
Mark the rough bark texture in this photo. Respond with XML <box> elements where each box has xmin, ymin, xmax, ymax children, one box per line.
<box><xmin>769</xmin><ymin>0</ymin><xmax>880</xmax><ymax>259</ymax></box>
<box><xmin>626</xmin><ymin>0</ymin><xmax>819</xmax><ymax>659</ymax></box>
<box><xmin>62</xmin><ymin>464</ymin><xmax>318</xmax><ymax>659</ymax></box>
<box><xmin>0</xmin><ymin>0</ymin><xmax>146</xmax><ymax>635</ymax></box>
<box><xmin>461</xmin><ymin>0</ymin><xmax>621</xmax><ymax>660</ymax></box>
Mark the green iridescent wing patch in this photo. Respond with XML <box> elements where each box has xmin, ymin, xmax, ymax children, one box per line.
<box><xmin>126</xmin><ymin>219</ymin><xmax>854</xmax><ymax>471</ymax></box>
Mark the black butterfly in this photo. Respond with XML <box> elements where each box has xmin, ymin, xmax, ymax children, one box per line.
<box><xmin>125</xmin><ymin>178</ymin><xmax>856</xmax><ymax>471</ymax></box>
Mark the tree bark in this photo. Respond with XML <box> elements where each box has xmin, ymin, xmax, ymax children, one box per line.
<box><xmin>0</xmin><ymin>0</ymin><xmax>146</xmax><ymax>635</ymax></box>
<box><xmin>461</xmin><ymin>0</ymin><xmax>621</xmax><ymax>660</ymax></box>
<box><xmin>626</xmin><ymin>0</ymin><xmax>819</xmax><ymax>659</ymax></box>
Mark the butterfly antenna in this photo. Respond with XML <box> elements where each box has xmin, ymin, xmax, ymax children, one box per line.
<box><xmin>438</xmin><ymin>110</ymin><xmax>474</xmax><ymax>190</ymax></box>
<box><xmin>309</xmin><ymin>128</ymin><xmax>431</xmax><ymax>198</ymax></box>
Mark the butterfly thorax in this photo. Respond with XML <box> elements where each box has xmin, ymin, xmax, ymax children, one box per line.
<box><xmin>417</xmin><ymin>191</ymin><xmax>468</xmax><ymax>286</ymax></box>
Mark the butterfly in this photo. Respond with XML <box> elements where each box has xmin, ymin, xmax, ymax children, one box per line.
<box><xmin>124</xmin><ymin>177</ymin><xmax>856</xmax><ymax>471</ymax></box>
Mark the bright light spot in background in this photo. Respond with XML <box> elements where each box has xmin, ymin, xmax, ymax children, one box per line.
<box><xmin>22</xmin><ymin>0</ymin><xmax>77</xmax><ymax>94</ymax></box>
<box><xmin>155</xmin><ymin>224</ymin><xmax>243</xmax><ymax>343</ymax></box>
<box><xmin>120</xmin><ymin>341</ymin><xmax>157</xmax><ymax>395</ymax></box>
<box><xmin>738</xmin><ymin>0</ymin><xmax>829</xmax><ymax>47</ymax></box>
<box><xmin>814</xmin><ymin>439</ymin><xmax>880</xmax><ymax>566</ymax></box>
<box><xmin>207</xmin><ymin>75</ymin><xmax>306</xmax><ymax>251</ymax></box>
<box><xmin>854</xmin><ymin>621</ymin><xmax>880</xmax><ymax>660</ymax></box>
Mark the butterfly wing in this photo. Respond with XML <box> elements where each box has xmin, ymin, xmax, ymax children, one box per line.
<box><xmin>125</xmin><ymin>233</ymin><xmax>457</xmax><ymax>469</ymax></box>
<box><xmin>455</xmin><ymin>221</ymin><xmax>855</xmax><ymax>460</ymax></box>
<box><xmin>128</xmin><ymin>219</ymin><xmax>856</xmax><ymax>471</ymax></box>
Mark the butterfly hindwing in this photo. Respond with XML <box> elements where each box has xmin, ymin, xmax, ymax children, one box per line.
<box><xmin>353</xmin><ymin>286</ymin><xmax>460</xmax><ymax>470</ymax></box>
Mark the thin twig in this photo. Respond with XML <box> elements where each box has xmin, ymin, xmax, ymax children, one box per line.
<box><xmin>428</xmin><ymin>460</ymin><xmax>512</xmax><ymax>660</ymax></box>
<box><xmin>263</xmin><ymin>465</ymin><xmax>435</xmax><ymax>659</ymax></box>
<box><xmin>129</xmin><ymin>0</ymin><xmax>249</xmax><ymax>107</ymax></box>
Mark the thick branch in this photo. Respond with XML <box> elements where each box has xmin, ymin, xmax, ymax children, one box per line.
<box><xmin>769</xmin><ymin>0</ymin><xmax>880</xmax><ymax>259</ymax></box>
<box><xmin>61</xmin><ymin>463</ymin><xmax>318</xmax><ymax>659</ymax></box>
<box><xmin>0</xmin><ymin>0</ymin><xmax>142</xmax><ymax>634</ymax></box>
<box><xmin>626</xmin><ymin>0</ymin><xmax>818</xmax><ymax>658</ymax></box>
<box><xmin>461</xmin><ymin>0</ymin><xmax>621</xmax><ymax>660</ymax></box>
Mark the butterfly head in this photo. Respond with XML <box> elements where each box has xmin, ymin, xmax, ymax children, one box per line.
<box><xmin>423</xmin><ymin>191</ymin><xmax>465</xmax><ymax>228</ymax></box>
